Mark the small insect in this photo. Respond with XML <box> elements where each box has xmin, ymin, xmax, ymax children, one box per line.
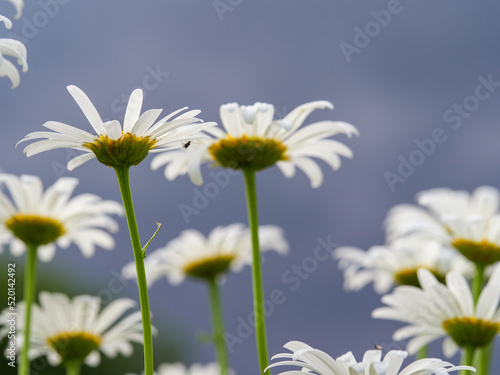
<box><xmin>182</xmin><ymin>141</ymin><xmax>191</xmax><ymax>149</ymax></box>
<box><xmin>374</xmin><ymin>344</ymin><xmax>382</xmax><ymax>350</ymax></box>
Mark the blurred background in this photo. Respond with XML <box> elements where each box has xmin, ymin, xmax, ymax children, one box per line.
<box><xmin>1</xmin><ymin>0</ymin><xmax>500</xmax><ymax>373</ymax></box>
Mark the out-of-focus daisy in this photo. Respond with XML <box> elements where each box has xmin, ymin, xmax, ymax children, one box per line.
<box><xmin>2</xmin><ymin>0</ymin><xmax>24</xmax><ymax>19</ymax></box>
<box><xmin>151</xmin><ymin>101</ymin><xmax>359</xmax><ymax>188</ymax></box>
<box><xmin>0</xmin><ymin>174</ymin><xmax>123</xmax><ymax>261</ymax></box>
<box><xmin>123</xmin><ymin>224</ymin><xmax>289</xmax><ymax>284</ymax></box>
<box><xmin>0</xmin><ymin>36</ymin><xmax>28</xmax><ymax>89</ymax></box>
<box><xmin>385</xmin><ymin>186</ymin><xmax>500</xmax><ymax>266</ymax></box>
<box><xmin>267</xmin><ymin>341</ymin><xmax>474</xmax><ymax>375</ymax></box>
<box><xmin>18</xmin><ymin>85</ymin><xmax>215</xmax><ymax>170</ymax></box>
<box><xmin>0</xmin><ymin>291</ymin><xmax>145</xmax><ymax>368</ymax></box>
<box><xmin>334</xmin><ymin>237</ymin><xmax>473</xmax><ymax>294</ymax></box>
<box><xmin>372</xmin><ymin>265</ymin><xmax>500</xmax><ymax>358</ymax></box>
<box><xmin>126</xmin><ymin>362</ymin><xmax>222</xmax><ymax>375</ymax></box>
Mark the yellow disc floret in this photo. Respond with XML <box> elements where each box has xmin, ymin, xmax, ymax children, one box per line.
<box><xmin>443</xmin><ymin>317</ymin><xmax>500</xmax><ymax>349</ymax></box>
<box><xmin>5</xmin><ymin>214</ymin><xmax>65</xmax><ymax>246</ymax></box>
<box><xmin>83</xmin><ymin>133</ymin><xmax>157</xmax><ymax>168</ymax></box>
<box><xmin>394</xmin><ymin>267</ymin><xmax>445</xmax><ymax>287</ymax></box>
<box><xmin>183</xmin><ymin>254</ymin><xmax>236</xmax><ymax>280</ymax></box>
<box><xmin>209</xmin><ymin>134</ymin><xmax>288</xmax><ymax>171</ymax></box>
<box><xmin>47</xmin><ymin>331</ymin><xmax>102</xmax><ymax>364</ymax></box>
<box><xmin>452</xmin><ymin>238</ymin><xmax>500</xmax><ymax>265</ymax></box>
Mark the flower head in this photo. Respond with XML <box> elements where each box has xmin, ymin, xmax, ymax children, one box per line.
<box><xmin>372</xmin><ymin>265</ymin><xmax>500</xmax><ymax>357</ymax></box>
<box><xmin>0</xmin><ymin>174</ymin><xmax>123</xmax><ymax>261</ymax></box>
<box><xmin>267</xmin><ymin>341</ymin><xmax>474</xmax><ymax>375</ymax></box>
<box><xmin>334</xmin><ymin>237</ymin><xmax>473</xmax><ymax>294</ymax></box>
<box><xmin>123</xmin><ymin>224</ymin><xmax>289</xmax><ymax>284</ymax></box>
<box><xmin>151</xmin><ymin>101</ymin><xmax>358</xmax><ymax>188</ymax></box>
<box><xmin>126</xmin><ymin>362</ymin><xmax>222</xmax><ymax>375</ymax></box>
<box><xmin>385</xmin><ymin>186</ymin><xmax>500</xmax><ymax>265</ymax></box>
<box><xmin>18</xmin><ymin>85</ymin><xmax>215</xmax><ymax>169</ymax></box>
<box><xmin>0</xmin><ymin>292</ymin><xmax>145</xmax><ymax>367</ymax></box>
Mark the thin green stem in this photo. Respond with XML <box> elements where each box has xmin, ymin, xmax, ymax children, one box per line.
<box><xmin>65</xmin><ymin>361</ymin><xmax>81</xmax><ymax>375</ymax></box>
<box><xmin>475</xmin><ymin>343</ymin><xmax>493</xmax><ymax>375</ymax></box>
<box><xmin>242</xmin><ymin>169</ymin><xmax>269</xmax><ymax>375</ymax></box>
<box><xmin>114</xmin><ymin>166</ymin><xmax>154</xmax><ymax>375</ymax></box>
<box><xmin>461</xmin><ymin>347</ymin><xmax>476</xmax><ymax>375</ymax></box>
<box><xmin>472</xmin><ymin>263</ymin><xmax>485</xmax><ymax>304</ymax></box>
<box><xmin>19</xmin><ymin>244</ymin><xmax>38</xmax><ymax>375</ymax></box>
<box><xmin>208</xmin><ymin>278</ymin><xmax>229</xmax><ymax>375</ymax></box>
<box><xmin>416</xmin><ymin>345</ymin><xmax>428</xmax><ymax>360</ymax></box>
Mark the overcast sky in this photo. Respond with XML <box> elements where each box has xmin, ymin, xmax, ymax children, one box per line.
<box><xmin>2</xmin><ymin>1</ymin><xmax>500</xmax><ymax>374</ymax></box>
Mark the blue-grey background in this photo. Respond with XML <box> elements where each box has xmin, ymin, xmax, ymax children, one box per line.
<box><xmin>1</xmin><ymin>0</ymin><xmax>500</xmax><ymax>373</ymax></box>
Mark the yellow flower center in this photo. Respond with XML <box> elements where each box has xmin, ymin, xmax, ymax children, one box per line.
<box><xmin>5</xmin><ymin>214</ymin><xmax>65</xmax><ymax>246</ymax></box>
<box><xmin>183</xmin><ymin>254</ymin><xmax>236</xmax><ymax>280</ymax></box>
<box><xmin>83</xmin><ymin>133</ymin><xmax>157</xmax><ymax>168</ymax></box>
<box><xmin>442</xmin><ymin>317</ymin><xmax>500</xmax><ymax>349</ymax></box>
<box><xmin>452</xmin><ymin>238</ymin><xmax>500</xmax><ymax>265</ymax></box>
<box><xmin>208</xmin><ymin>134</ymin><xmax>288</xmax><ymax>171</ymax></box>
<box><xmin>394</xmin><ymin>267</ymin><xmax>445</xmax><ymax>287</ymax></box>
<box><xmin>47</xmin><ymin>331</ymin><xmax>102</xmax><ymax>364</ymax></box>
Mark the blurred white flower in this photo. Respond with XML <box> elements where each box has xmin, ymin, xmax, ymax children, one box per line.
<box><xmin>385</xmin><ymin>186</ymin><xmax>500</xmax><ymax>265</ymax></box>
<box><xmin>0</xmin><ymin>174</ymin><xmax>123</xmax><ymax>261</ymax></box>
<box><xmin>0</xmin><ymin>291</ymin><xmax>145</xmax><ymax>367</ymax></box>
<box><xmin>267</xmin><ymin>341</ymin><xmax>474</xmax><ymax>375</ymax></box>
<box><xmin>334</xmin><ymin>237</ymin><xmax>473</xmax><ymax>294</ymax></box>
<box><xmin>126</xmin><ymin>362</ymin><xmax>223</xmax><ymax>375</ymax></box>
<box><xmin>18</xmin><ymin>85</ymin><xmax>215</xmax><ymax>169</ymax></box>
<box><xmin>151</xmin><ymin>101</ymin><xmax>358</xmax><ymax>188</ymax></box>
<box><xmin>0</xmin><ymin>37</ymin><xmax>28</xmax><ymax>89</ymax></box>
<box><xmin>372</xmin><ymin>265</ymin><xmax>500</xmax><ymax>357</ymax></box>
<box><xmin>123</xmin><ymin>224</ymin><xmax>289</xmax><ymax>284</ymax></box>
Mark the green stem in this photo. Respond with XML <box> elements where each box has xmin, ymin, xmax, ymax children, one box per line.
<box><xmin>242</xmin><ymin>169</ymin><xmax>269</xmax><ymax>375</ymax></box>
<box><xmin>416</xmin><ymin>345</ymin><xmax>428</xmax><ymax>360</ymax></box>
<box><xmin>461</xmin><ymin>347</ymin><xmax>476</xmax><ymax>375</ymax></box>
<box><xmin>472</xmin><ymin>263</ymin><xmax>485</xmax><ymax>304</ymax></box>
<box><xmin>476</xmin><ymin>343</ymin><xmax>493</xmax><ymax>375</ymax></box>
<box><xmin>19</xmin><ymin>244</ymin><xmax>38</xmax><ymax>375</ymax></box>
<box><xmin>208</xmin><ymin>278</ymin><xmax>229</xmax><ymax>375</ymax></box>
<box><xmin>114</xmin><ymin>166</ymin><xmax>154</xmax><ymax>375</ymax></box>
<box><xmin>65</xmin><ymin>361</ymin><xmax>81</xmax><ymax>375</ymax></box>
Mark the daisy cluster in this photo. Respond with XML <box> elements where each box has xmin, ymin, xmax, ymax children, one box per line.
<box><xmin>0</xmin><ymin>3</ymin><xmax>487</xmax><ymax>375</ymax></box>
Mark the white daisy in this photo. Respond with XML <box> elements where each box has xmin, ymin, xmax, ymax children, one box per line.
<box><xmin>151</xmin><ymin>101</ymin><xmax>359</xmax><ymax>188</ymax></box>
<box><xmin>0</xmin><ymin>174</ymin><xmax>123</xmax><ymax>261</ymax></box>
<box><xmin>0</xmin><ymin>36</ymin><xmax>28</xmax><ymax>89</ymax></box>
<box><xmin>372</xmin><ymin>265</ymin><xmax>500</xmax><ymax>357</ymax></box>
<box><xmin>18</xmin><ymin>85</ymin><xmax>216</xmax><ymax>170</ymax></box>
<box><xmin>267</xmin><ymin>341</ymin><xmax>474</xmax><ymax>375</ymax></box>
<box><xmin>385</xmin><ymin>186</ymin><xmax>500</xmax><ymax>265</ymax></box>
<box><xmin>334</xmin><ymin>237</ymin><xmax>473</xmax><ymax>294</ymax></box>
<box><xmin>0</xmin><ymin>291</ymin><xmax>145</xmax><ymax>367</ymax></box>
<box><xmin>126</xmin><ymin>362</ymin><xmax>222</xmax><ymax>375</ymax></box>
<box><xmin>2</xmin><ymin>0</ymin><xmax>24</xmax><ymax>19</ymax></box>
<box><xmin>122</xmin><ymin>224</ymin><xmax>289</xmax><ymax>284</ymax></box>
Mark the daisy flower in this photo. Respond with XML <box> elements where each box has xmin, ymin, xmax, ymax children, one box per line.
<box><xmin>151</xmin><ymin>101</ymin><xmax>359</xmax><ymax>188</ymax></box>
<box><xmin>126</xmin><ymin>362</ymin><xmax>223</xmax><ymax>375</ymax></box>
<box><xmin>372</xmin><ymin>265</ymin><xmax>500</xmax><ymax>357</ymax></box>
<box><xmin>0</xmin><ymin>35</ymin><xmax>28</xmax><ymax>89</ymax></box>
<box><xmin>267</xmin><ymin>341</ymin><xmax>474</xmax><ymax>375</ymax></box>
<box><xmin>0</xmin><ymin>291</ymin><xmax>145</xmax><ymax>368</ymax></box>
<box><xmin>0</xmin><ymin>174</ymin><xmax>123</xmax><ymax>261</ymax></box>
<box><xmin>123</xmin><ymin>223</ymin><xmax>289</xmax><ymax>284</ymax></box>
<box><xmin>18</xmin><ymin>85</ymin><xmax>216</xmax><ymax>170</ymax></box>
<box><xmin>385</xmin><ymin>186</ymin><xmax>500</xmax><ymax>266</ymax></box>
<box><xmin>334</xmin><ymin>237</ymin><xmax>473</xmax><ymax>294</ymax></box>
